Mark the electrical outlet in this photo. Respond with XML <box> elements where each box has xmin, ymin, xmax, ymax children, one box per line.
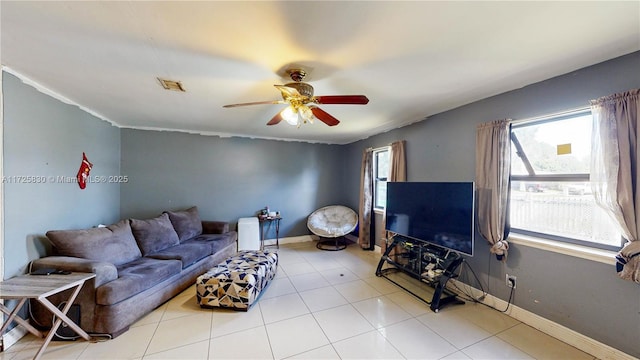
<box><xmin>506</xmin><ymin>274</ymin><xmax>517</xmax><ymax>289</ymax></box>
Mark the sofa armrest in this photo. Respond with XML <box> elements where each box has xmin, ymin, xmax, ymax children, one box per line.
<box><xmin>29</xmin><ymin>256</ymin><xmax>114</xmax><ymax>332</ymax></box>
<box><xmin>202</xmin><ymin>221</ymin><xmax>229</xmax><ymax>234</ymax></box>
<box><xmin>31</xmin><ymin>256</ymin><xmax>118</xmax><ymax>287</ymax></box>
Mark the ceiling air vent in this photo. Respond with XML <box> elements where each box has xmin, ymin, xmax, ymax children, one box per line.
<box><xmin>157</xmin><ymin>77</ymin><xmax>185</xmax><ymax>92</ymax></box>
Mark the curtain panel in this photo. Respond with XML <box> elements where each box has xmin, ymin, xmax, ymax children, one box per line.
<box><xmin>475</xmin><ymin>119</ymin><xmax>512</xmax><ymax>261</ymax></box>
<box><xmin>590</xmin><ymin>89</ymin><xmax>640</xmax><ymax>283</ymax></box>
<box><xmin>381</xmin><ymin>140</ymin><xmax>407</xmax><ymax>253</ymax></box>
<box><xmin>358</xmin><ymin>148</ymin><xmax>374</xmax><ymax>249</ymax></box>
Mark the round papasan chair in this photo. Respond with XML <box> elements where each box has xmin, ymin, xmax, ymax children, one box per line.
<box><xmin>307</xmin><ymin>205</ymin><xmax>358</xmax><ymax>251</ymax></box>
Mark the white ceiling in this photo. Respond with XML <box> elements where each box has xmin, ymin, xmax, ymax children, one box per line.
<box><xmin>2</xmin><ymin>1</ymin><xmax>639</xmax><ymax>144</ymax></box>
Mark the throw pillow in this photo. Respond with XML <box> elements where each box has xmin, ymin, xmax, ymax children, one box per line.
<box><xmin>130</xmin><ymin>213</ymin><xmax>181</xmax><ymax>255</ymax></box>
<box><xmin>46</xmin><ymin>220</ymin><xmax>142</xmax><ymax>266</ymax></box>
<box><xmin>165</xmin><ymin>206</ymin><xmax>203</xmax><ymax>242</ymax></box>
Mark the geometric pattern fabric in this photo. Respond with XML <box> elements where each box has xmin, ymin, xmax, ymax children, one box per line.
<box><xmin>196</xmin><ymin>249</ymin><xmax>278</xmax><ymax>311</ymax></box>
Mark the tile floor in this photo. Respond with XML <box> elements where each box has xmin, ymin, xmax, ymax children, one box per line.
<box><xmin>1</xmin><ymin>241</ymin><xmax>595</xmax><ymax>360</ymax></box>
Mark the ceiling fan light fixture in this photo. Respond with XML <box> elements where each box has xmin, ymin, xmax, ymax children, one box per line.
<box><xmin>281</xmin><ymin>106</ymin><xmax>300</xmax><ymax>126</ymax></box>
<box><xmin>299</xmin><ymin>105</ymin><xmax>314</xmax><ymax>124</ymax></box>
<box><xmin>281</xmin><ymin>104</ymin><xmax>316</xmax><ymax>127</ymax></box>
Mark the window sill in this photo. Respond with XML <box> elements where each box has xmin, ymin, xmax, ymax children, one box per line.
<box><xmin>508</xmin><ymin>232</ymin><xmax>617</xmax><ymax>266</ymax></box>
<box><xmin>374</xmin><ymin>208</ymin><xmax>385</xmax><ymax>215</ymax></box>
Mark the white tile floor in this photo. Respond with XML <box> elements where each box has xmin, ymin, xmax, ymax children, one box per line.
<box><xmin>1</xmin><ymin>241</ymin><xmax>596</xmax><ymax>360</ymax></box>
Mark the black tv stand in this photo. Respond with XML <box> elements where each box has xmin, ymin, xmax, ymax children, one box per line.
<box><xmin>376</xmin><ymin>235</ymin><xmax>464</xmax><ymax>312</ymax></box>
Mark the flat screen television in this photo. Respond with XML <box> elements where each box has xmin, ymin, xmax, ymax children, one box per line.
<box><xmin>385</xmin><ymin>182</ymin><xmax>475</xmax><ymax>256</ymax></box>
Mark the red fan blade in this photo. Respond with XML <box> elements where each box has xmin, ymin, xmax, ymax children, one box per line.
<box><xmin>311</xmin><ymin>107</ymin><xmax>340</xmax><ymax>126</ymax></box>
<box><xmin>223</xmin><ymin>100</ymin><xmax>284</xmax><ymax>108</ymax></box>
<box><xmin>267</xmin><ymin>112</ymin><xmax>283</xmax><ymax>126</ymax></box>
<box><xmin>314</xmin><ymin>95</ymin><xmax>369</xmax><ymax>105</ymax></box>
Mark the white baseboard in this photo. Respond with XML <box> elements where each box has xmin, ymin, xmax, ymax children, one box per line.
<box><xmin>448</xmin><ymin>279</ymin><xmax>636</xmax><ymax>360</ymax></box>
<box><xmin>262</xmin><ymin>235</ymin><xmax>315</xmax><ymax>247</ymax></box>
<box><xmin>266</xmin><ymin>234</ymin><xmax>377</xmax><ymax>249</ymax></box>
<box><xmin>1</xmin><ymin>324</ymin><xmax>29</xmax><ymax>351</ymax></box>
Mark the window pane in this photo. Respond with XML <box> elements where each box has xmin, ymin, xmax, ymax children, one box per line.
<box><xmin>510</xmin><ymin>112</ymin><xmax>622</xmax><ymax>250</ymax></box>
<box><xmin>511</xmin><ymin>114</ymin><xmax>591</xmax><ymax>176</ymax></box>
<box><xmin>510</xmin><ymin>181</ymin><xmax>621</xmax><ymax>247</ymax></box>
<box><xmin>376</xmin><ymin>180</ymin><xmax>387</xmax><ymax>208</ymax></box>
<box><xmin>376</xmin><ymin>150</ymin><xmax>389</xmax><ymax>179</ymax></box>
<box><xmin>374</xmin><ymin>149</ymin><xmax>390</xmax><ymax>209</ymax></box>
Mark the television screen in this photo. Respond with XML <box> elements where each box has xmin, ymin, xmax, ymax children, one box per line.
<box><xmin>385</xmin><ymin>182</ymin><xmax>474</xmax><ymax>256</ymax></box>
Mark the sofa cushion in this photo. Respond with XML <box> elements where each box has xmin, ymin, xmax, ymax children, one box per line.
<box><xmin>183</xmin><ymin>232</ymin><xmax>237</xmax><ymax>255</ymax></box>
<box><xmin>147</xmin><ymin>242</ymin><xmax>211</xmax><ymax>269</ymax></box>
<box><xmin>202</xmin><ymin>220</ymin><xmax>229</xmax><ymax>235</ymax></box>
<box><xmin>165</xmin><ymin>206</ymin><xmax>203</xmax><ymax>242</ymax></box>
<box><xmin>130</xmin><ymin>213</ymin><xmax>180</xmax><ymax>256</ymax></box>
<box><xmin>96</xmin><ymin>257</ymin><xmax>182</xmax><ymax>305</ymax></box>
<box><xmin>46</xmin><ymin>220</ymin><xmax>142</xmax><ymax>266</ymax></box>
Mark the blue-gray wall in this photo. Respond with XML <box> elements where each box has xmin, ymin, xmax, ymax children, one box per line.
<box><xmin>2</xmin><ymin>72</ymin><xmax>121</xmax><ymax>278</ymax></box>
<box><xmin>119</xmin><ymin>129</ymin><xmax>346</xmax><ymax>237</ymax></box>
<box><xmin>343</xmin><ymin>51</ymin><xmax>640</xmax><ymax>358</ymax></box>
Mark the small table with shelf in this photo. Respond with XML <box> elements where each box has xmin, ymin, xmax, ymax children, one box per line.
<box><xmin>258</xmin><ymin>216</ymin><xmax>281</xmax><ymax>250</ymax></box>
<box><xmin>0</xmin><ymin>272</ymin><xmax>95</xmax><ymax>359</ymax></box>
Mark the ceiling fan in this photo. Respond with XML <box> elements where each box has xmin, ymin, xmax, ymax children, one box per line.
<box><xmin>223</xmin><ymin>69</ymin><xmax>369</xmax><ymax>127</ymax></box>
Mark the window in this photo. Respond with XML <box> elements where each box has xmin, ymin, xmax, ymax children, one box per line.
<box><xmin>373</xmin><ymin>147</ymin><xmax>390</xmax><ymax>210</ymax></box>
<box><xmin>510</xmin><ymin>109</ymin><xmax>621</xmax><ymax>251</ymax></box>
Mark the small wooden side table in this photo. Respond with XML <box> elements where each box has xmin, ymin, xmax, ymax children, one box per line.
<box><xmin>0</xmin><ymin>272</ymin><xmax>95</xmax><ymax>360</ymax></box>
<box><xmin>258</xmin><ymin>216</ymin><xmax>282</xmax><ymax>250</ymax></box>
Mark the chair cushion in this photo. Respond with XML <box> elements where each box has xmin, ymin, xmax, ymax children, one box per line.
<box><xmin>307</xmin><ymin>205</ymin><xmax>358</xmax><ymax>238</ymax></box>
<box><xmin>130</xmin><ymin>213</ymin><xmax>180</xmax><ymax>256</ymax></box>
<box><xmin>165</xmin><ymin>206</ymin><xmax>203</xmax><ymax>242</ymax></box>
<box><xmin>46</xmin><ymin>220</ymin><xmax>142</xmax><ymax>266</ymax></box>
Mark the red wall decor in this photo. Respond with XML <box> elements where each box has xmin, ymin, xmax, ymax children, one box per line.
<box><xmin>76</xmin><ymin>152</ymin><xmax>93</xmax><ymax>189</ymax></box>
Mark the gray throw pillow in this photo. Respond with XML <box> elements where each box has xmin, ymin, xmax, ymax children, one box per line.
<box><xmin>46</xmin><ymin>220</ymin><xmax>142</xmax><ymax>266</ymax></box>
<box><xmin>130</xmin><ymin>213</ymin><xmax>181</xmax><ymax>255</ymax></box>
<box><xmin>165</xmin><ymin>206</ymin><xmax>203</xmax><ymax>242</ymax></box>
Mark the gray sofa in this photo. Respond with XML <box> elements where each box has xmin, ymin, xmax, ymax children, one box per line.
<box><xmin>29</xmin><ymin>206</ymin><xmax>237</xmax><ymax>337</ymax></box>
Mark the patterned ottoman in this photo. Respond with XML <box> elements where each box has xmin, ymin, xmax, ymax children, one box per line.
<box><xmin>196</xmin><ymin>249</ymin><xmax>278</xmax><ymax>310</ymax></box>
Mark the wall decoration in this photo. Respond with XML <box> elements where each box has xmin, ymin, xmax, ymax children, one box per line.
<box><xmin>76</xmin><ymin>152</ymin><xmax>93</xmax><ymax>189</ymax></box>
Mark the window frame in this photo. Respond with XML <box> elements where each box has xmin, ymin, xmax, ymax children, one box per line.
<box><xmin>509</xmin><ymin>108</ymin><xmax>622</xmax><ymax>252</ymax></box>
<box><xmin>373</xmin><ymin>146</ymin><xmax>390</xmax><ymax>211</ymax></box>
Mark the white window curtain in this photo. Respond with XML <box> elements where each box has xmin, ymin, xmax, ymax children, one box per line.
<box><xmin>590</xmin><ymin>89</ymin><xmax>640</xmax><ymax>283</ymax></box>
<box><xmin>381</xmin><ymin>140</ymin><xmax>406</xmax><ymax>254</ymax></box>
<box><xmin>358</xmin><ymin>148</ymin><xmax>374</xmax><ymax>249</ymax></box>
<box><xmin>475</xmin><ymin>119</ymin><xmax>512</xmax><ymax>261</ymax></box>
